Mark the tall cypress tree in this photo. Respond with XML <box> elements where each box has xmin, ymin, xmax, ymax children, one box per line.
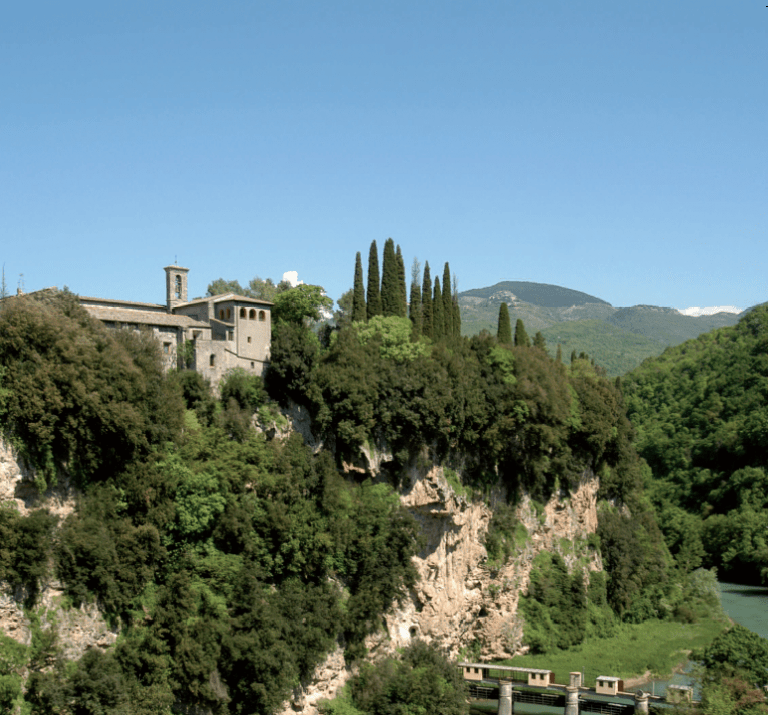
<box><xmin>451</xmin><ymin>273</ymin><xmax>461</xmax><ymax>339</ymax></box>
<box><xmin>433</xmin><ymin>277</ymin><xmax>444</xmax><ymax>340</ymax></box>
<box><xmin>497</xmin><ymin>303</ymin><xmax>512</xmax><ymax>343</ymax></box>
<box><xmin>442</xmin><ymin>263</ymin><xmax>453</xmax><ymax>339</ymax></box>
<box><xmin>556</xmin><ymin>344</ymin><xmax>563</xmax><ymax>363</ymax></box>
<box><xmin>533</xmin><ymin>331</ymin><xmax>547</xmax><ymax>351</ymax></box>
<box><xmin>514</xmin><ymin>318</ymin><xmax>530</xmax><ymax>347</ymax></box>
<box><xmin>352</xmin><ymin>252</ymin><xmax>366</xmax><ymax>322</ymax></box>
<box><xmin>396</xmin><ymin>245</ymin><xmax>407</xmax><ymax>317</ymax></box>
<box><xmin>421</xmin><ymin>262</ymin><xmax>433</xmax><ymax>339</ymax></box>
<box><xmin>367</xmin><ymin>240</ymin><xmax>382</xmax><ymax>320</ymax></box>
<box><xmin>409</xmin><ymin>258</ymin><xmax>422</xmax><ymax>336</ymax></box>
<box><xmin>380</xmin><ymin>238</ymin><xmax>399</xmax><ymax>317</ymax></box>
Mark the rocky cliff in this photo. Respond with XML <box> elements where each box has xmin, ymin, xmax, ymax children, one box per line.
<box><xmin>282</xmin><ymin>450</ymin><xmax>602</xmax><ymax>715</ymax></box>
<box><xmin>0</xmin><ymin>438</ymin><xmax>118</xmax><ymax>660</ymax></box>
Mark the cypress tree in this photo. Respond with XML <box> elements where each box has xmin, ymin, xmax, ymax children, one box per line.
<box><xmin>570</xmin><ymin>349</ymin><xmax>577</xmax><ymax>364</ymax></box>
<box><xmin>352</xmin><ymin>252</ymin><xmax>366</xmax><ymax>322</ymax></box>
<box><xmin>381</xmin><ymin>238</ymin><xmax>399</xmax><ymax>317</ymax></box>
<box><xmin>514</xmin><ymin>318</ymin><xmax>530</xmax><ymax>347</ymax></box>
<box><xmin>497</xmin><ymin>303</ymin><xmax>512</xmax><ymax>343</ymax></box>
<box><xmin>452</xmin><ymin>274</ymin><xmax>461</xmax><ymax>339</ymax></box>
<box><xmin>433</xmin><ymin>278</ymin><xmax>444</xmax><ymax>340</ymax></box>
<box><xmin>396</xmin><ymin>245</ymin><xmax>407</xmax><ymax>317</ymax></box>
<box><xmin>421</xmin><ymin>262</ymin><xmax>433</xmax><ymax>339</ymax></box>
<box><xmin>441</xmin><ymin>263</ymin><xmax>453</xmax><ymax>339</ymax></box>
<box><xmin>556</xmin><ymin>344</ymin><xmax>563</xmax><ymax>363</ymax></box>
<box><xmin>533</xmin><ymin>331</ymin><xmax>547</xmax><ymax>351</ymax></box>
<box><xmin>409</xmin><ymin>258</ymin><xmax>422</xmax><ymax>336</ymax></box>
<box><xmin>366</xmin><ymin>240</ymin><xmax>382</xmax><ymax>320</ymax></box>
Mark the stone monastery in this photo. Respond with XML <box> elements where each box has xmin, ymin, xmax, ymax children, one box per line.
<box><xmin>79</xmin><ymin>265</ymin><xmax>272</xmax><ymax>385</ymax></box>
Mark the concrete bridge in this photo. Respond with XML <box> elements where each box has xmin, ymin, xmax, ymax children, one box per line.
<box><xmin>458</xmin><ymin>663</ymin><xmax>690</xmax><ymax>715</ymax></box>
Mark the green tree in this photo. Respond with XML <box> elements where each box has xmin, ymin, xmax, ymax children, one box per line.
<box><xmin>396</xmin><ymin>245</ymin><xmax>407</xmax><ymax>318</ymax></box>
<box><xmin>408</xmin><ymin>258</ymin><xmax>422</xmax><ymax>337</ymax></box>
<box><xmin>273</xmin><ymin>284</ymin><xmax>333</xmax><ymax>326</ymax></box>
<box><xmin>442</xmin><ymin>263</ymin><xmax>454</xmax><ymax>339</ymax></box>
<box><xmin>246</xmin><ymin>276</ymin><xmax>281</xmax><ymax>301</ymax></box>
<box><xmin>367</xmin><ymin>240</ymin><xmax>382</xmax><ymax>320</ymax></box>
<box><xmin>515</xmin><ymin>318</ymin><xmax>530</xmax><ymax>347</ymax></box>
<box><xmin>421</xmin><ymin>262</ymin><xmax>433</xmax><ymax>339</ymax></box>
<box><xmin>381</xmin><ymin>238</ymin><xmax>400</xmax><ymax>318</ymax></box>
<box><xmin>534</xmin><ymin>331</ymin><xmax>547</xmax><ymax>351</ymax></box>
<box><xmin>699</xmin><ymin>625</ymin><xmax>768</xmax><ymax>687</ymax></box>
<box><xmin>352</xmin><ymin>252</ymin><xmax>366</xmax><ymax>322</ymax></box>
<box><xmin>433</xmin><ymin>278</ymin><xmax>444</xmax><ymax>340</ymax></box>
<box><xmin>497</xmin><ymin>303</ymin><xmax>512</xmax><ymax>344</ymax></box>
<box><xmin>206</xmin><ymin>278</ymin><xmax>245</xmax><ymax>296</ymax></box>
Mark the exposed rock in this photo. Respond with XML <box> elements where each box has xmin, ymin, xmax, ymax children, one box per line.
<box><xmin>0</xmin><ymin>438</ymin><xmax>117</xmax><ymax>661</ymax></box>
<box><xmin>279</xmin><ymin>455</ymin><xmax>603</xmax><ymax>715</ymax></box>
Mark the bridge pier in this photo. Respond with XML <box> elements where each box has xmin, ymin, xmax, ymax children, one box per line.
<box><xmin>498</xmin><ymin>679</ymin><xmax>513</xmax><ymax>715</ymax></box>
<box><xmin>634</xmin><ymin>691</ymin><xmax>649</xmax><ymax>715</ymax></box>
<box><xmin>565</xmin><ymin>686</ymin><xmax>580</xmax><ymax>715</ymax></box>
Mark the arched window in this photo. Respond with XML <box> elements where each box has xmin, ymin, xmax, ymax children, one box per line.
<box><xmin>226</xmin><ymin>308</ymin><xmax>231</xmax><ymax>320</ymax></box>
<box><xmin>239</xmin><ymin>307</ymin><xmax>246</xmax><ymax>319</ymax></box>
<box><xmin>175</xmin><ymin>275</ymin><xmax>182</xmax><ymax>299</ymax></box>
<box><xmin>219</xmin><ymin>310</ymin><xmax>224</xmax><ymax>320</ymax></box>
<box><xmin>259</xmin><ymin>310</ymin><xmax>266</xmax><ymax>321</ymax></box>
<box><xmin>210</xmin><ymin>354</ymin><xmax>215</xmax><ymax>367</ymax></box>
<box><xmin>249</xmin><ymin>309</ymin><xmax>256</xmax><ymax>320</ymax></box>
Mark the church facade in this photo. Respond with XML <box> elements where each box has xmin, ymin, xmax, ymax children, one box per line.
<box><xmin>80</xmin><ymin>265</ymin><xmax>272</xmax><ymax>385</ymax></box>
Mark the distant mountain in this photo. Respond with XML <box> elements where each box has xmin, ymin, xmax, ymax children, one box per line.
<box><xmin>458</xmin><ymin>281</ymin><xmax>743</xmax><ymax>376</ymax></box>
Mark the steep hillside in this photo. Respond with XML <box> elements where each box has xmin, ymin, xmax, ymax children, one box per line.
<box><xmin>622</xmin><ymin>304</ymin><xmax>768</xmax><ymax>584</ymax></box>
<box><xmin>459</xmin><ymin>281</ymin><xmax>742</xmax><ymax>375</ymax></box>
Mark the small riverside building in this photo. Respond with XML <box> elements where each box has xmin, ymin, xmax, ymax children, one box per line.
<box><xmin>595</xmin><ymin>677</ymin><xmax>624</xmax><ymax>696</ymax></box>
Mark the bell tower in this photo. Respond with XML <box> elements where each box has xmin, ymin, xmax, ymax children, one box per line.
<box><xmin>164</xmin><ymin>265</ymin><xmax>189</xmax><ymax>312</ymax></box>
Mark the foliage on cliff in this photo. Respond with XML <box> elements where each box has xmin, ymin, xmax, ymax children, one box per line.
<box><xmin>622</xmin><ymin>304</ymin><xmax>768</xmax><ymax>583</ymax></box>
<box><xmin>0</xmin><ymin>291</ymin><xmax>420</xmax><ymax>714</ymax></box>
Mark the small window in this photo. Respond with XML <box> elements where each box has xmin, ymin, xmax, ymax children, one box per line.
<box><xmin>249</xmin><ymin>309</ymin><xmax>256</xmax><ymax>320</ymax></box>
<box><xmin>259</xmin><ymin>310</ymin><xmax>266</xmax><ymax>321</ymax></box>
<box><xmin>240</xmin><ymin>307</ymin><xmax>246</xmax><ymax>318</ymax></box>
<box><xmin>250</xmin><ymin>361</ymin><xmax>255</xmax><ymax>368</ymax></box>
<box><xmin>219</xmin><ymin>310</ymin><xmax>224</xmax><ymax>320</ymax></box>
<box><xmin>228</xmin><ymin>332</ymin><xmax>234</xmax><ymax>341</ymax></box>
<box><xmin>247</xmin><ymin>336</ymin><xmax>252</xmax><ymax>343</ymax></box>
<box><xmin>210</xmin><ymin>354</ymin><xmax>215</xmax><ymax>367</ymax></box>
<box><xmin>226</xmin><ymin>308</ymin><xmax>231</xmax><ymax>320</ymax></box>
<box><xmin>163</xmin><ymin>342</ymin><xmax>171</xmax><ymax>354</ymax></box>
<box><xmin>175</xmin><ymin>274</ymin><xmax>182</xmax><ymax>299</ymax></box>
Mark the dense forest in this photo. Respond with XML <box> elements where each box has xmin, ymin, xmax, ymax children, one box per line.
<box><xmin>0</xmin><ymin>247</ymin><xmax>764</xmax><ymax>714</ymax></box>
<box><xmin>622</xmin><ymin>304</ymin><xmax>768</xmax><ymax>584</ymax></box>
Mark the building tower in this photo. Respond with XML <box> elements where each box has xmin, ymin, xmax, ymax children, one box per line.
<box><xmin>164</xmin><ymin>265</ymin><xmax>189</xmax><ymax>312</ymax></box>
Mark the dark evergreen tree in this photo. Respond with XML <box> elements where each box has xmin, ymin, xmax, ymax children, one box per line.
<box><xmin>366</xmin><ymin>240</ymin><xmax>382</xmax><ymax>320</ymax></box>
<box><xmin>497</xmin><ymin>303</ymin><xmax>512</xmax><ymax>344</ymax></box>
<box><xmin>451</xmin><ymin>274</ymin><xmax>461</xmax><ymax>339</ymax></box>
<box><xmin>556</xmin><ymin>344</ymin><xmax>563</xmax><ymax>363</ymax></box>
<box><xmin>533</xmin><ymin>331</ymin><xmax>547</xmax><ymax>351</ymax></box>
<box><xmin>396</xmin><ymin>245</ymin><xmax>407</xmax><ymax>317</ymax></box>
<box><xmin>442</xmin><ymin>263</ymin><xmax>453</xmax><ymax>339</ymax></box>
<box><xmin>352</xmin><ymin>252</ymin><xmax>366</xmax><ymax>323</ymax></box>
<box><xmin>571</xmin><ymin>349</ymin><xmax>577</xmax><ymax>364</ymax></box>
<box><xmin>433</xmin><ymin>278</ymin><xmax>444</xmax><ymax>340</ymax></box>
<box><xmin>514</xmin><ymin>318</ymin><xmax>530</xmax><ymax>348</ymax></box>
<box><xmin>409</xmin><ymin>258</ymin><xmax>422</xmax><ymax>337</ymax></box>
<box><xmin>421</xmin><ymin>262</ymin><xmax>433</xmax><ymax>339</ymax></box>
<box><xmin>381</xmin><ymin>238</ymin><xmax>400</xmax><ymax>317</ymax></box>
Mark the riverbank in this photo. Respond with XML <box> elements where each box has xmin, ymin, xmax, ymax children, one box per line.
<box><xmin>499</xmin><ymin>617</ymin><xmax>726</xmax><ymax>688</ymax></box>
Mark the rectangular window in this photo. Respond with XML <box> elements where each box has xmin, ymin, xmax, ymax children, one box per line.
<box><xmin>247</xmin><ymin>336</ymin><xmax>252</xmax><ymax>343</ymax></box>
<box><xmin>163</xmin><ymin>343</ymin><xmax>171</xmax><ymax>354</ymax></box>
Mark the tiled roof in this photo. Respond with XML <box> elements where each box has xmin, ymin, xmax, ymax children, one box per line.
<box><xmin>179</xmin><ymin>293</ymin><xmax>273</xmax><ymax>307</ymax></box>
<box><xmin>84</xmin><ymin>304</ymin><xmax>208</xmax><ymax>328</ymax></box>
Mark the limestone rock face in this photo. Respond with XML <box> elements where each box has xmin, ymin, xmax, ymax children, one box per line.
<box><xmin>279</xmin><ymin>451</ymin><xmax>602</xmax><ymax>715</ymax></box>
<box><xmin>0</xmin><ymin>438</ymin><xmax>117</xmax><ymax>659</ymax></box>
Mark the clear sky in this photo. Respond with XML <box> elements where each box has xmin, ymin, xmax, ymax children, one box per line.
<box><xmin>2</xmin><ymin>1</ymin><xmax>766</xmax><ymax>311</ymax></box>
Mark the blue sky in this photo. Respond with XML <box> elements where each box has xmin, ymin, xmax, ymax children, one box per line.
<box><xmin>2</xmin><ymin>1</ymin><xmax>766</xmax><ymax>311</ymax></box>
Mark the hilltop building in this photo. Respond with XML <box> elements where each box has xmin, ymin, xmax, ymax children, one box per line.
<box><xmin>80</xmin><ymin>265</ymin><xmax>271</xmax><ymax>384</ymax></box>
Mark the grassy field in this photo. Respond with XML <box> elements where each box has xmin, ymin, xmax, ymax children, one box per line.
<box><xmin>497</xmin><ymin>617</ymin><xmax>727</xmax><ymax>686</ymax></box>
